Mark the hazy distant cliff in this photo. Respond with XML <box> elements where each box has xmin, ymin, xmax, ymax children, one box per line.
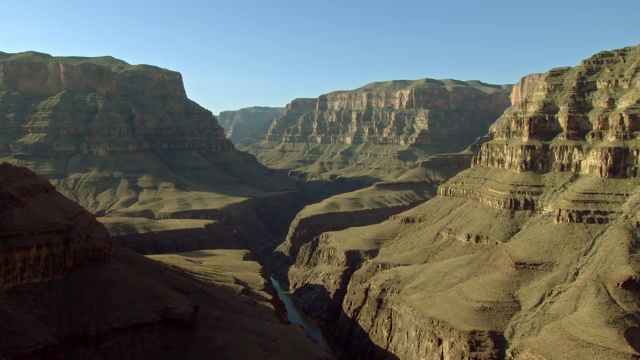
<box><xmin>218</xmin><ymin>106</ymin><xmax>285</xmax><ymax>144</ymax></box>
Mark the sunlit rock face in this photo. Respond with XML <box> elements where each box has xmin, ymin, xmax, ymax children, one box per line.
<box><xmin>0</xmin><ymin>51</ymin><xmax>230</xmax><ymax>158</ymax></box>
<box><xmin>244</xmin><ymin>79</ymin><xmax>512</xmax><ymax>183</ymax></box>
<box><xmin>266</xmin><ymin>80</ymin><xmax>511</xmax><ymax>146</ymax></box>
<box><xmin>288</xmin><ymin>45</ymin><xmax>640</xmax><ymax>360</ymax></box>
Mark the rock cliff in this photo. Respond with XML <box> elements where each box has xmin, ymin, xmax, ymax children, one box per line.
<box><xmin>218</xmin><ymin>106</ymin><xmax>285</xmax><ymax>144</ymax></box>
<box><xmin>0</xmin><ymin>51</ymin><xmax>229</xmax><ymax>156</ymax></box>
<box><xmin>288</xmin><ymin>45</ymin><xmax>640</xmax><ymax>359</ymax></box>
<box><xmin>0</xmin><ymin>163</ymin><xmax>112</xmax><ymax>291</ymax></box>
<box><xmin>0</xmin><ymin>51</ymin><xmax>300</xmax><ymax>260</ymax></box>
<box><xmin>245</xmin><ymin>79</ymin><xmax>512</xmax><ymax>183</ymax></box>
<box><xmin>0</xmin><ymin>163</ymin><xmax>332</xmax><ymax>359</ymax></box>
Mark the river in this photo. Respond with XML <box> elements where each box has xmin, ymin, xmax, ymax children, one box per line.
<box><xmin>270</xmin><ymin>277</ymin><xmax>331</xmax><ymax>350</ymax></box>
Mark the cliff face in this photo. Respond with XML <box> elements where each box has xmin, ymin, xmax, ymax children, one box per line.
<box><xmin>0</xmin><ymin>163</ymin><xmax>332</xmax><ymax>359</ymax></box>
<box><xmin>0</xmin><ymin>163</ymin><xmax>112</xmax><ymax>291</ymax></box>
<box><xmin>0</xmin><ymin>51</ymin><xmax>229</xmax><ymax>156</ymax></box>
<box><xmin>0</xmin><ymin>51</ymin><xmax>300</xmax><ymax>260</ymax></box>
<box><xmin>246</xmin><ymin>80</ymin><xmax>511</xmax><ymax>183</ymax></box>
<box><xmin>266</xmin><ymin>80</ymin><xmax>511</xmax><ymax>146</ymax></box>
<box><xmin>288</xmin><ymin>45</ymin><xmax>640</xmax><ymax>359</ymax></box>
<box><xmin>218</xmin><ymin>106</ymin><xmax>285</xmax><ymax>144</ymax></box>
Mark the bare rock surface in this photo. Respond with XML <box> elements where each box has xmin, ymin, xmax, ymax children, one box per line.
<box><xmin>288</xmin><ymin>45</ymin><xmax>640</xmax><ymax>359</ymax></box>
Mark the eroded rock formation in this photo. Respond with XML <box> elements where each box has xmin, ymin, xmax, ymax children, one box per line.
<box><xmin>245</xmin><ymin>79</ymin><xmax>511</xmax><ymax>183</ymax></box>
<box><xmin>288</xmin><ymin>45</ymin><xmax>640</xmax><ymax>359</ymax></box>
<box><xmin>0</xmin><ymin>51</ymin><xmax>300</xmax><ymax>261</ymax></box>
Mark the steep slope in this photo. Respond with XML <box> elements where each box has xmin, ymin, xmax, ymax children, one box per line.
<box><xmin>271</xmin><ymin>149</ymin><xmax>477</xmax><ymax>273</ymax></box>
<box><xmin>0</xmin><ymin>51</ymin><xmax>300</xmax><ymax>258</ymax></box>
<box><xmin>218</xmin><ymin>106</ymin><xmax>285</xmax><ymax>144</ymax></box>
<box><xmin>289</xmin><ymin>45</ymin><xmax>640</xmax><ymax>359</ymax></box>
<box><xmin>0</xmin><ymin>163</ymin><xmax>333</xmax><ymax>359</ymax></box>
<box><xmin>245</xmin><ymin>79</ymin><xmax>511</xmax><ymax>184</ymax></box>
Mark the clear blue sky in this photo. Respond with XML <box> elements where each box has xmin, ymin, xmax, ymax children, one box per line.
<box><xmin>1</xmin><ymin>0</ymin><xmax>639</xmax><ymax>114</ymax></box>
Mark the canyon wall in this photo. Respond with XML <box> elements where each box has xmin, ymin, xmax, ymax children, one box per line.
<box><xmin>218</xmin><ymin>106</ymin><xmax>285</xmax><ymax>144</ymax></box>
<box><xmin>245</xmin><ymin>79</ymin><xmax>511</xmax><ymax>183</ymax></box>
<box><xmin>0</xmin><ymin>163</ymin><xmax>112</xmax><ymax>291</ymax></box>
<box><xmin>0</xmin><ymin>51</ymin><xmax>301</xmax><ymax>260</ymax></box>
<box><xmin>266</xmin><ymin>80</ymin><xmax>511</xmax><ymax>146</ymax></box>
<box><xmin>0</xmin><ymin>163</ymin><xmax>332</xmax><ymax>359</ymax></box>
<box><xmin>289</xmin><ymin>45</ymin><xmax>640</xmax><ymax>359</ymax></box>
<box><xmin>0</xmin><ymin>51</ymin><xmax>230</xmax><ymax>156</ymax></box>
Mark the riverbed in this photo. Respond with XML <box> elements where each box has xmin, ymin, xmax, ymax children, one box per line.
<box><xmin>270</xmin><ymin>277</ymin><xmax>331</xmax><ymax>350</ymax></box>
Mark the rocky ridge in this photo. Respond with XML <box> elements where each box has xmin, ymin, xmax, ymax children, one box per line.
<box><xmin>287</xmin><ymin>45</ymin><xmax>640</xmax><ymax>359</ymax></box>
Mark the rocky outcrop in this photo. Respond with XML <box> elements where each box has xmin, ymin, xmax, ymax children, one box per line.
<box><xmin>218</xmin><ymin>106</ymin><xmax>285</xmax><ymax>144</ymax></box>
<box><xmin>287</xmin><ymin>45</ymin><xmax>640</xmax><ymax>359</ymax></box>
<box><xmin>0</xmin><ymin>163</ymin><xmax>112</xmax><ymax>291</ymax></box>
<box><xmin>438</xmin><ymin>45</ymin><xmax>640</xmax><ymax>222</ymax></box>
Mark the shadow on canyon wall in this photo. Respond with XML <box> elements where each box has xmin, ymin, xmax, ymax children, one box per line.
<box><xmin>294</xmin><ymin>283</ymin><xmax>400</xmax><ymax>360</ymax></box>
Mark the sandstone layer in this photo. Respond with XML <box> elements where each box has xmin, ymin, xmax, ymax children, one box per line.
<box><xmin>218</xmin><ymin>106</ymin><xmax>285</xmax><ymax>144</ymax></box>
<box><xmin>0</xmin><ymin>163</ymin><xmax>332</xmax><ymax>359</ymax></box>
<box><xmin>288</xmin><ymin>45</ymin><xmax>640</xmax><ymax>359</ymax></box>
<box><xmin>0</xmin><ymin>51</ymin><xmax>300</xmax><ymax>259</ymax></box>
<box><xmin>245</xmin><ymin>79</ymin><xmax>512</xmax><ymax>183</ymax></box>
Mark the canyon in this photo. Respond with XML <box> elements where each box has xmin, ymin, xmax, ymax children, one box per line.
<box><xmin>1</xmin><ymin>43</ymin><xmax>640</xmax><ymax>360</ymax></box>
<box><xmin>0</xmin><ymin>51</ymin><xmax>301</xmax><ymax>261</ymax></box>
<box><xmin>286</xmin><ymin>45</ymin><xmax>640</xmax><ymax>359</ymax></box>
<box><xmin>0</xmin><ymin>163</ymin><xmax>332</xmax><ymax>359</ymax></box>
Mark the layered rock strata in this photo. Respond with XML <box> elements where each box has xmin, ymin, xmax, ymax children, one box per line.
<box><xmin>289</xmin><ymin>45</ymin><xmax>640</xmax><ymax>359</ymax></box>
<box><xmin>0</xmin><ymin>51</ymin><xmax>300</xmax><ymax>261</ymax></box>
<box><xmin>246</xmin><ymin>79</ymin><xmax>511</xmax><ymax>182</ymax></box>
<box><xmin>0</xmin><ymin>51</ymin><xmax>230</xmax><ymax>156</ymax></box>
<box><xmin>0</xmin><ymin>163</ymin><xmax>112</xmax><ymax>291</ymax></box>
